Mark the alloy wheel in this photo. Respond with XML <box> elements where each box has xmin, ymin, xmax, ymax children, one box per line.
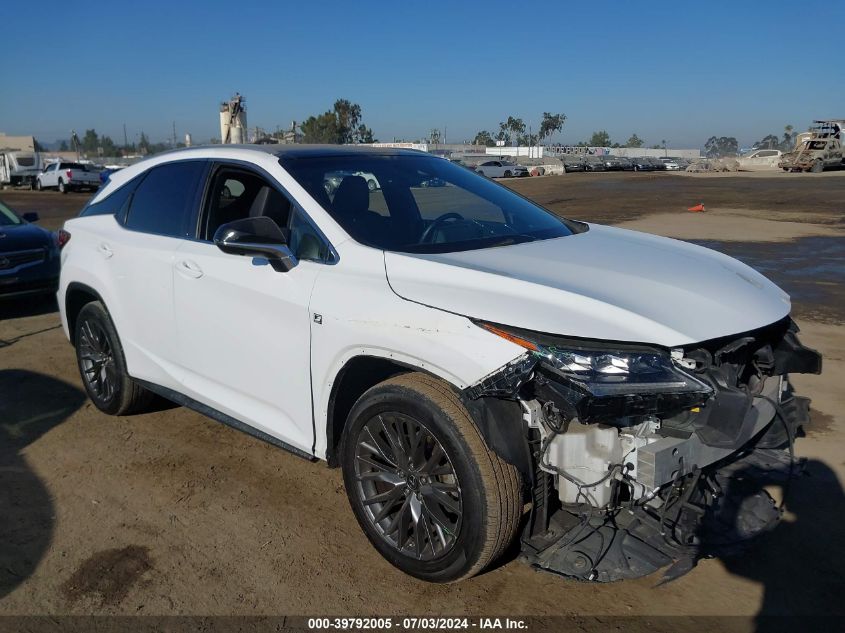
<box><xmin>78</xmin><ymin>318</ymin><xmax>117</xmax><ymax>403</ymax></box>
<box><xmin>354</xmin><ymin>413</ymin><xmax>463</xmax><ymax>561</ymax></box>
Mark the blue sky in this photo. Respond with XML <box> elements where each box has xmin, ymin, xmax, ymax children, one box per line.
<box><xmin>3</xmin><ymin>1</ymin><xmax>843</xmax><ymax>148</ymax></box>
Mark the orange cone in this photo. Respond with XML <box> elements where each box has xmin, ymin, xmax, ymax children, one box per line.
<box><xmin>687</xmin><ymin>203</ymin><xmax>705</xmax><ymax>212</ymax></box>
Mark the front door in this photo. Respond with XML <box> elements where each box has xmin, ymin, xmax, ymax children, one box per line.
<box><xmin>172</xmin><ymin>165</ymin><xmax>321</xmax><ymax>453</ymax></box>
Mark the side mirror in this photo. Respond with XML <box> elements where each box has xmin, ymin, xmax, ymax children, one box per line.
<box><xmin>213</xmin><ymin>217</ymin><xmax>298</xmax><ymax>273</ymax></box>
<box><xmin>22</xmin><ymin>212</ymin><xmax>39</xmax><ymax>222</ymax></box>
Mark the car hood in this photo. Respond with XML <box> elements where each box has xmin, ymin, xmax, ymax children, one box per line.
<box><xmin>384</xmin><ymin>224</ymin><xmax>791</xmax><ymax>347</ymax></box>
<box><xmin>0</xmin><ymin>223</ymin><xmax>53</xmax><ymax>252</ymax></box>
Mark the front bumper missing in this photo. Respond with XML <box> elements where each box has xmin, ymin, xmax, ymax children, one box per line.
<box><xmin>465</xmin><ymin>318</ymin><xmax>821</xmax><ymax>582</ymax></box>
<box><xmin>521</xmin><ymin>448</ymin><xmax>795</xmax><ymax>582</ymax></box>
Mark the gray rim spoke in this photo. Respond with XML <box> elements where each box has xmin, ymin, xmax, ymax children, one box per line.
<box><xmin>426</xmin><ymin>486</ymin><xmax>461</xmax><ymax>514</ymax></box>
<box><xmin>78</xmin><ymin>318</ymin><xmax>116</xmax><ymax>402</ymax></box>
<box><xmin>355</xmin><ymin>412</ymin><xmax>462</xmax><ymax>561</ymax></box>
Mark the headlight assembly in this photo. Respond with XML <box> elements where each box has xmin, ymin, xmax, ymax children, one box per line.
<box><xmin>477</xmin><ymin>322</ymin><xmax>712</xmax><ymax>424</ymax></box>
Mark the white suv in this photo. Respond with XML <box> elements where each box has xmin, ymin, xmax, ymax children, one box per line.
<box><xmin>58</xmin><ymin>145</ymin><xmax>821</xmax><ymax>583</ymax></box>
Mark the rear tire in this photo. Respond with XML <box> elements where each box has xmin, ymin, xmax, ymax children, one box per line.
<box><xmin>340</xmin><ymin>372</ymin><xmax>522</xmax><ymax>583</ymax></box>
<box><xmin>367</xmin><ymin>179</ymin><xmax>377</xmax><ymax>192</ymax></box>
<box><xmin>74</xmin><ymin>301</ymin><xmax>153</xmax><ymax>415</ymax></box>
<box><xmin>58</xmin><ymin>179</ymin><xmax>67</xmax><ymax>194</ymax></box>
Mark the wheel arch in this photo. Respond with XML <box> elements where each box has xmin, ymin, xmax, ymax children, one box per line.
<box><xmin>323</xmin><ymin>354</ymin><xmax>534</xmax><ymax>489</ymax></box>
<box><xmin>324</xmin><ymin>355</ymin><xmax>427</xmax><ymax>466</ymax></box>
<box><xmin>65</xmin><ymin>282</ymin><xmax>106</xmax><ymax>346</ymax></box>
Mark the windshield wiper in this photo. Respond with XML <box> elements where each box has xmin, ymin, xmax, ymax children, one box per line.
<box><xmin>485</xmin><ymin>234</ymin><xmax>538</xmax><ymax>247</ymax></box>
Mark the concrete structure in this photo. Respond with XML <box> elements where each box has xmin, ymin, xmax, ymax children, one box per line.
<box><xmin>220</xmin><ymin>93</ymin><xmax>247</xmax><ymax>144</ymax></box>
<box><xmin>485</xmin><ymin>146</ymin><xmax>545</xmax><ymax>158</ymax></box>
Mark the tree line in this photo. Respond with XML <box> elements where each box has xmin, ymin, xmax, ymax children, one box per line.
<box><xmin>472</xmin><ymin>119</ymin><xmax>652</xmax><ymax>150</ymax></box>
<box><xmin>704</xmin><ymin>125</ymin><xmax>797</xmax><ymax>158</ymax></box>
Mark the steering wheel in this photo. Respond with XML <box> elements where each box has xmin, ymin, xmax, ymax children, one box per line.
<box><xmin>420</xmin><ymin>212</ymin><xmax>465</xmax><ymax>243</ymax></box>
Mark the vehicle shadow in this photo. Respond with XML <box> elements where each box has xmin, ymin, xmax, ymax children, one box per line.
<box><xmin>0</xmin><ymin>295</ymin><xmax>58</xmax><ymax>321</ymax></box>
<box><xmin>0</xmin><ymin>369</ymin><xmax>85</xmax><ymax>599</ymax></box>
<box><xmin>709</xmin><ymin>458</ymin><xmax>845</xmax><ymax>630</ymax></box>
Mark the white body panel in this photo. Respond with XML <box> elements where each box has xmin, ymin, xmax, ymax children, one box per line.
<box><xmin>384</xmin><ymin>224</ymin><xmax>790</xmax><ymax>347</ymax></box>
<box><xmin>307</xmin><ymin>244</ymin><xmax>523</xmax><ymax>459</ymax></box>
<box><xmin>172</xmin><ymin>239</ymin><xmax>321</xmax><ymax>453</ymax></box>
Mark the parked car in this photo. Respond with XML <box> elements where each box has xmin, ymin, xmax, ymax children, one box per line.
<box><xmin>583</xmin><ymin>156</ymin><xmax>607</xmax><ymax>171</ymax></box>
<box><xmin>36</xmin><ymin>161</ymin><xmax>100</xmax><ymax>193</ymax></box>
<box><xmin>475</xmin><ymin>160</ymin><xmax>528</xmax><ymax>178</ymax></box>
<box><xmin>600</xmin><ymin>155</ymin><xmax>624</xmax><ymax>171</ymax></box>
<box><xmin>660</xmin><ymin>158</ymin><xmax>681</xmax><ymax>171</ymax></box>
<box><xmin>99</xmin><ymin>165</ymin><xmax>127</xmax><ymax>184</ymax></box>
<box><xmin>616</xmin><ymin>157</ymin><xmax>635</xmax><ymax>171</ymax></box>
<box><xmin>629</xmin><ymin>157</ymin><xmax>653</xmax><ymax>171</ymax></box>
<box><xmin>57</xmin><ymin>145</ymin><xmax>821</xmax><ymax>584</ymax></box>
<box><xmin>0</xmin><ymin>200</ymin><xmax>61</xmax><ymax>298</ymax></box>
<box><xmin>561</xmin><ymin>155</ymin><xmax>586</xmax><ymax>172</ymax></box>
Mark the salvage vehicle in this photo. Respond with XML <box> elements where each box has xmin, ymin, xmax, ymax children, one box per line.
<box><xmin>583</xmin><ymin>156</ymin><xmax>607</xmax><ymax>172</ymax></box>
<box><xmin>36</xmin><ymin>161</ymin><xmax>100</xmax><ymax>193</ymax></box>
<box><xmin>736</xmin><ymin>148</ymin><xmax>783</xmax><ymax>171</ymax></box>
<box><xmin>57</xmin><ymin>145</ymin><xmax>821</xmax><ymax>583</ymax></box>
<box><xmin>0</xmin><ymin>200</ymin><xmax>61</xmax><ymax>298</ymax></box>
<box><xmin>475</xmin><ymin>160</ymin><xmax>528</xmax><ymax>178</ymax></box>
<box><xmin>561</xmin><ymin>155</ymin><xmax>586</xmax><ymax>172</ymax></box>
<box><xmin>779</xmin><ymin>120</ymin><xmax>844</xmax><ymax>172</ymax></box>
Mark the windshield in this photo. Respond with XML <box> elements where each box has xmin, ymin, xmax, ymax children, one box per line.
<box><xmin>281</xmin><ymin>154</ymin><xmax>576</xmax><ymax>253</ymax></box>
<box><xmin>0</xmin><ymin>201</ymin><xmax>22</xmax><ymax>226</ymax></box>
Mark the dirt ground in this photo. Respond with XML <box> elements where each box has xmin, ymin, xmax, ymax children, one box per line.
<box><xmin>1</xmin><ymin>172</ymin><xmax>844</xmax><ymax>628</ymax></box>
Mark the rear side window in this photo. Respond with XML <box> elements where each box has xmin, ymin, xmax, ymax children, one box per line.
<box><xmin>80</xmin><ymin>180</ymin><xmax>137</xmax><ymax>217</ymax></box>
<box><xmin>125</xmin><ymin>161</ymin><xmax>205</xmax><ymax>237</ymax></box>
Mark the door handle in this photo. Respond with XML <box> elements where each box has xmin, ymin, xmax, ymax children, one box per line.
<box><xmin>176</xmin><ymin>259</ymin><xmax>204</xmax><ymax>279</ymax></box>
<box><xmin>98</xmin><ymin>243</ymin><xmax>113</xmax><ymax>258</ymax></box>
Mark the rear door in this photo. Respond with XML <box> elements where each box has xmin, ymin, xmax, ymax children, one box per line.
<box><xmin>172</xmin><ymin>162</ymin><xmax>329</xmax><ymax>453</ymax></box>
<box><xmin>106</xmin><ymin>159</ymin><xmax>208</xmax><ymax>388</ymax></box>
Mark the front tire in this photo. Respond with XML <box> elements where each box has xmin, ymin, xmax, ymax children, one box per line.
<box><xmin>810</xmin><ymin>160</ymin><xmax>824</xmax><ymax>173</ymax></box>
<box><xmin>74</xmin><ymin>301</ymin><xmax>153</xmax><ymax>415</ymax></box>
<box><xmin>35</xmin><ymin>179</ymin><xmax>42</xmax><ymax>191</ymax></box>
<box><xmin>340</xmin><ymin>373</ymin><xmax>521</xmax><ymax>583</ymax></box>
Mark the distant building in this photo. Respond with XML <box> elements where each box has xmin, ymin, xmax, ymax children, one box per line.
<box><xmin>0</xmin><ymin>134</ymin><xmax>36</xmax><ymax>152</ymax></box>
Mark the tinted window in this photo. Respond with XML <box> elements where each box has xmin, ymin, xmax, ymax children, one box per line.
<box><xmin>289</xmin><ymin>208</ymin><xmax>331</xmax><ymax>262</ymax></box>
<box><xmin>281</xmin><ymin>154</ymin><xmax>576</xmax><ymax>254</ymax></box>
<box><xmin>202</xmin><ymin>167</ymin><xmax>292</xmax><ymax>240</ymax></box>
<box><xmin>80</xmin><ymin>179</ymin><xmax>137</xmax><ymax>217</ymax></box>
<box><xmin>0</xmin><ymin>201</ymin><xmax>22</xmax><ymax>226</ymax></box>
<box><xmin>125</xmin><ymin>161</ymin><xmax>205</xmax><ymax>237</ymax></box>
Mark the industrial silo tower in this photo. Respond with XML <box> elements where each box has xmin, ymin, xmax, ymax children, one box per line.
<box><xmin>219</xmin><ymin>93</ymin><xmax>247</xmax><ymax>144</ymax></box>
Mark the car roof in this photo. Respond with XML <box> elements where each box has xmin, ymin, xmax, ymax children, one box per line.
<box><xmin>89</xmin><ymin>144</ymin><xmax>428</xmax><ymax>205</ymax></box>
<box><xmin>157</xmin><ymin>143</ymin><xmax>426</xmax><ymax>160</ymax></box>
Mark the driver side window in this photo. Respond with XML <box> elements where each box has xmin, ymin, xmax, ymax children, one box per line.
<box><xmin>202</xmin><ymin>166</ymin><xmax>331</xmax><ymax>262</ymax></box>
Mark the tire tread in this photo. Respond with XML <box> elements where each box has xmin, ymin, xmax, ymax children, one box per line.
<box><xmin>381</xmin><ymin>372</ymin><xmax>522</xmax><ymax>580</ymax></box>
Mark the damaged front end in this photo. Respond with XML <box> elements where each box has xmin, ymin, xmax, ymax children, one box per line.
<box><xmin>467</xmin><ymin>318</ymin><xmax>822</xmax><ymax>582</ymax></box>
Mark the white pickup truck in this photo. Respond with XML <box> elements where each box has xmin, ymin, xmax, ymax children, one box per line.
<box><xmin>36</xmin><ymin>162</ymin><xmax>100</xmax><ymax>193</ymax></box>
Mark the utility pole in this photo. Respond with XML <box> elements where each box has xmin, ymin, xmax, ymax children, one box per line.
<box><xmin>172</xmin><ymin>121</ymin><xmax>177</xmax><ymax>148</ymax></box>
<box><xmin>123</xmin><ymin>123</ymin><xmax>128</xmax><ymax>150</ymax></box>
